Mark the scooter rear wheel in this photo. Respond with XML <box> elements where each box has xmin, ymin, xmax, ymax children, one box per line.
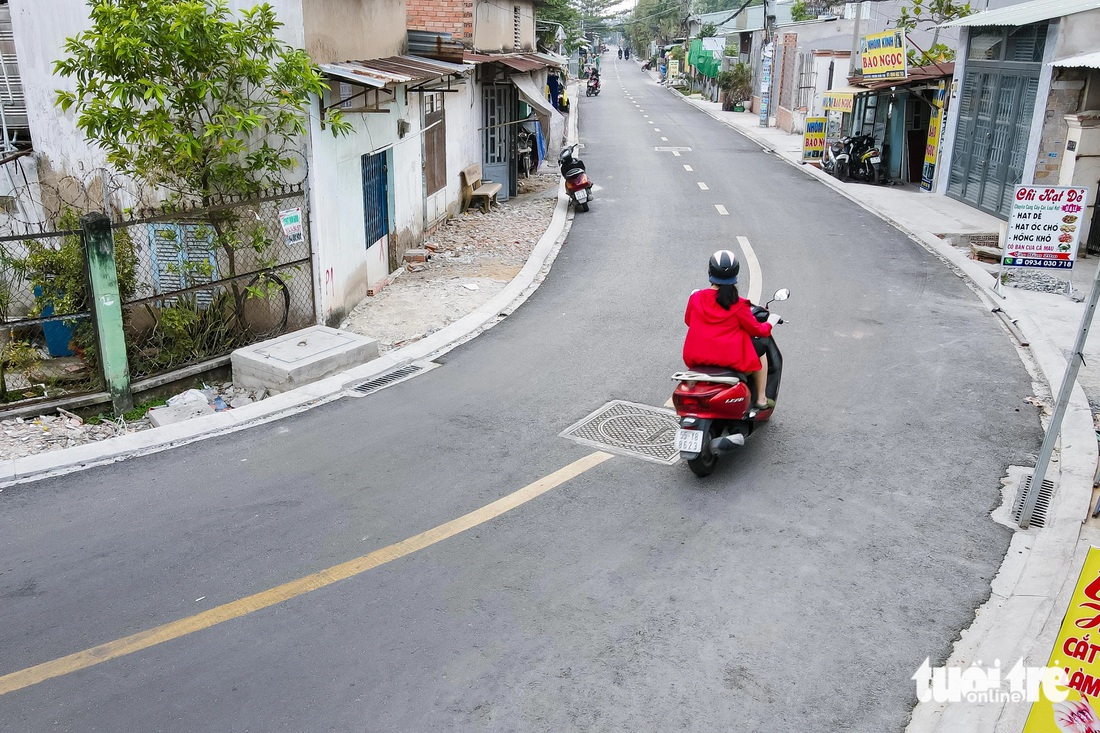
<box><xmin>686</xmin><ymin>427</ymin><xmax>719</xmax><ymax>476</ymax></box>
<box><xmin>578</xmin><ymin>201</ymin><xmax>590</xmax><ymax>212</ymax></box>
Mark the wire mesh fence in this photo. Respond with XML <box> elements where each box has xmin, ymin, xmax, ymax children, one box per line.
<box><xmin>0</xmin><ymin>228</ymin><xmax>102</xmax><ymax>406</ymax></box>
<box><xmin>115</xmin><ymin>188</ymin><xmax>314</xmax><ymax>381</ymax></box>
<box><xmin>0</xmin><ymin>186</ymin><xmax>314</xmax><ymax>412</ymax></box>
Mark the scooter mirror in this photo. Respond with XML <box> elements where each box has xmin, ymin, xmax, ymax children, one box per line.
<box><xmin>772</xmin><ymin>288</ymin><xmax>790</xmax><ymax>302</ymax></box>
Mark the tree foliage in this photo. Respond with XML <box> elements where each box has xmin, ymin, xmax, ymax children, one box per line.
<box><xmin>54</xmin><ymin>0</ymin><xmax>350</xmax><ymax>206</ymax></box>
<box><xmin>896</xmin><ymin>0</ymin><xmax>972</xmax><ymax>65</ymax></box>
<box><xmin>790</xmin><ymin>0</ymin><xmax>815</xmax><ymax>22</ymax></box>
<box><xmin>627</xmin><ymin>0</ymin><xmax>691</xmax><ymax>53</ymax></box>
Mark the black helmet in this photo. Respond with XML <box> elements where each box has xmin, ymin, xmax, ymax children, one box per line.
<box><xmin>708</xmin><ymin>249</ymin><xmax>740</xmax><ymax>285</ymax></box>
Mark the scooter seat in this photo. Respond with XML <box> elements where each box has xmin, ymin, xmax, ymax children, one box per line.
<box><xmin>687</xmin><ymin>366</ymin><xmax>749</xmax><ymax>380</ymax></box>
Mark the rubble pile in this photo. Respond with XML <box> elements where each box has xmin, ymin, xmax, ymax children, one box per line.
<box><xmin>0</xmin><ymin>411</ymin><xmax>150</xmax><ymax>460</ymax></box>
<box><xmin>342</xmin><ymin>175</ymin><xmax>558</xmax><ymax>351</ymax></box>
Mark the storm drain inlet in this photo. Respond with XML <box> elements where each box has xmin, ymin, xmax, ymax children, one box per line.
<box><xmin>560</xmin><ymin>400</ymin><xmax>680</xmax><ymax>465</ymax></box>
<box><xmin>1012</xmin><ymin>474</ymin><xmax>1054</xmax><ymax>528</ymax></box>
<box><xmin>347</xmin><ymin>362</ymin><xmax>438</xmax><ymax>397</ymax></box>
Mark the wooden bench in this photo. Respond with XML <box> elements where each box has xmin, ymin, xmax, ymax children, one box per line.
<box><xmin>460</xmin><ymin>163</ymin><xmax>503</xmax><ymax>213</ymax></box>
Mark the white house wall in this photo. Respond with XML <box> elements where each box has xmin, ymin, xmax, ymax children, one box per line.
<box><xmin>10</xmin><ymin>0</ymin><xmax>305</xmax><ymax>191</ymax></box>
<box><xmin>309</xmin><ymin>90</ymin><xmax>435</xmax><ymax>325</ymax></box>
<box><xmin>445</xmin><ymin>81</ymin><xmax>483</xmax><ymax>218</ymax></box>
<box><xmin>473</xmin><ymin>0</ymin><xmax>535</xmax><ymax>52</ymax></box>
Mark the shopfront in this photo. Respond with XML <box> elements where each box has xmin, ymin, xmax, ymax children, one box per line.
<box><xmin>944</xmin><ymin>23</ymin><xmax>1048</xmax><ymax>217</ymax></box>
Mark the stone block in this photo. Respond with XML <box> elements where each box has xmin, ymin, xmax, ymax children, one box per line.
<box><xmin>231</xmin><ymin>325</ymin><xmax>379</xmax><ymax>395</ymax></box>
<box><xmin>148</xmin><ymin>401</ymin><xmax>215</xmax><ymax>427</ymax></box>
<box><xmin>404</xmin><ymin>249</ymin><xmax>430</xmax><ymax>263</ymax></box>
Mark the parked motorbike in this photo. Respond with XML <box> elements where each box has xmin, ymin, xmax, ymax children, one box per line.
<box><xmin>671</xmin><ymin>288</ymin><xmax>790</xmax><ymax>476</ymax></box>
<box><xmin>558</xmin><ymin>143</ymin><xmax>593</xmax><ymax>212</ymax></box>
<box><xmin>517</xmin><ymin>128</ymin><xmax>535</xmax><ymax>178</ymax></box>
<box><xmin>822</xmin><ymin>134</ymin><xmax>883</xmax><ymax>184</ymax></box>
<box><xmin>586</xmin><ymin>75</ymin><xmax>601</xmax><ymax>96</ymax></box>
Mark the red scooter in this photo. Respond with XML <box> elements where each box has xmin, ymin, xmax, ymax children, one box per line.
<box><xmin>671</xmin><ymin>288</ymin><xmax>790</xmax><ymax>476</ymax></box>
<box><xmin>559</xmin><ymin>143</ymin><xmax>593</xmax><ymax>212</ymax></box>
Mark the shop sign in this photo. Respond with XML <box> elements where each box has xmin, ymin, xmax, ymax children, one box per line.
<box><xmin>860</xmin><ymin>29</ymin><xmax>907</xmax><ymax>80</ymax></box>
<box><xmin>1003</xmin><ymin>185</ymin><xmax>1090</xmax><ymax>270</ymax></box>
<box><xmin>279</xmin><ymin>207</ymin><xmax>303</xmax><ymax>245</ymax></box>
<box><xmin>803</xmin><ymin>117</ymin><xmax>826</xmax><ymax>163</ymax></box>
<box><xmin>920</xmin><ymin>80</ymin><xmax>946</xmax><ymax>192</ymax></box>
<box><xmin>1024</xmin><ymin>547</ymin><xmax>1100</xmax><ymax>731</ymax></box>
<box><xmin>822</xmin><ymin>91</ymin><xmax>854</xmax><ymax>113</ymax></box>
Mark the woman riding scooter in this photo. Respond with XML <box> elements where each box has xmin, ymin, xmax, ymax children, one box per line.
<box><xmin>682</xmin><ymin>250</ymin><xmax>774</xmax><ymax>416</ymax></box>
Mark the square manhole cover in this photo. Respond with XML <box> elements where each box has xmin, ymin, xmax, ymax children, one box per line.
<box><xmin>560</xmin><ymin>400</ymin><xmax>680</xmax><ymax>465</ymax></box>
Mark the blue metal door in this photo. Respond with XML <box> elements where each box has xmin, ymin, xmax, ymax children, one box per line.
<box><xmin>362</xmin><ymin>151</ymin><xmax>389</xmax><ymax>248</ymax></box>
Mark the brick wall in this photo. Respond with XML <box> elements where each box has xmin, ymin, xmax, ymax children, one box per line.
<box><xmin>407</xmin><ymin>0</ymin><xmax>473</xmax><ymax>41</ymax></box>
<box><xmin>1034</xmin><ymin>70</ymin><xmax>1088</xmax><ymax>183</ymax></box>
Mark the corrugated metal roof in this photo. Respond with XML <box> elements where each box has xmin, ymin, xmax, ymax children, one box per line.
<box><xmin>319</xmin><ymin>55</ymin><xmax>470</xmax><ymax>89</ymax></box>
<box><xmin>942</xmin><ymin>0</ymin><xmax>1100</xmax><ymax>27</ymax></box>
<box><xmin>850</xmin><ymin>62</ymin><xmax>955</xmax><ymax>91</ymax></box>
<box><xmin>1051</xmin><ymin>50</ymin><xmax>1100</xmax><ymax>67</ymax></box>
<box><xmin>463</xmin><ymin>51</ymin><xmax>560</xmax><ymax>71</ymax></box>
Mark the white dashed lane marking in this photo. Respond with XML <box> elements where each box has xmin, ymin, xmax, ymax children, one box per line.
<box><xmin>683</xmin><ymin>165</ymin><xmax>693</xmax><ymax>171</ymax></box>
<box><xmin>697</xmin><ymin>182</ymin><xmax>709</xmax><ymax>190</ymax></box>
<box><xmin>715</xmin><ymin>204</ymin><xmax>728</xmax><ymax>215</ymax></box>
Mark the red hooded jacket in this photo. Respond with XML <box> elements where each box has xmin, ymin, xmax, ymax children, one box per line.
<box><xmin>683</xmin><ymin>288</ymin><xmax>772</xmax><ymax>372</ymax></box>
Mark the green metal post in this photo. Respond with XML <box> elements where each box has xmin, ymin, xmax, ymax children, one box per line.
<box><xmin>80</xmin><ymin>212</ymin><xmax>133</xmax><ymax>415</ymax></box>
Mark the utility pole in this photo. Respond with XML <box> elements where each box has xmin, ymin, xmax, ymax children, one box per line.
<box><xmin>851</xmin><ymin>0</ymin><xmax>863</xmax><ymax>75</ymax></box>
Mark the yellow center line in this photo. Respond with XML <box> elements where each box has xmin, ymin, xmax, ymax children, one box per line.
<box><xmin>0</xmin><ymin>451</ymin><xmax>614</xmax><ymax>696</ymax></box>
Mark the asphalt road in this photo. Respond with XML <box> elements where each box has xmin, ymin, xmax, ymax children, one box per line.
<box><xmin>0</xmin><ymin>55</ymin><xmax>1041</xmax><ymax>732</ymax></box>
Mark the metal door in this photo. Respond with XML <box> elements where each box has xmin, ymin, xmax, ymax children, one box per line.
<box><xmin>483</xmin><ymin>84</ymin><xmax>515</xmax><ymax>201</ymax></box>
<box><xmin>361</xmin><ymin>151</ymin><xmax>388</xmax><ymax>249</ymax></box>
<box><xmin>947</xmin><ymin>70</ymin><xmax>1038</xmax><ymax>217</ymax></box>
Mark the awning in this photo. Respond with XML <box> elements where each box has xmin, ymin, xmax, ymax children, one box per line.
<box><xmin>510</xmin><ymin>72</ymin><xmax>565</xmax><ymax>160</ymax></box>
<box><xmin>319</xmin><ymin>55</ymin><xmax>470</xmax><ymax>90</ymax></box>
<box><xmin>941</xmin><ymin>0</ymin><xmax>1100</xmax><ymax>27</ymax></box>
<box><xmin>1051</xmin><ymin>51</ymin><xmax>1100</xmax><ymax>68</ymax></box>
<box><xmin>464</xmin><ymin>51</ymin><xmax>561</xmax><ymax>72</ymax></box>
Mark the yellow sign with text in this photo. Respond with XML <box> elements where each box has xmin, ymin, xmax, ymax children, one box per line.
<box><xmin>861</xmin><ymin>29</ymin><xmax>907</xmax><ymax>80</ymax></box>
<box><xmin>1024</xmin><ymin>546</ymin><xmax>1100</xmax><ymax>731</ymax></box>
<box><xmin>803</xmin><ymin>117</ymin><xmax>826</xmax><ymax>163</ymax></box>
<box><xmin>822</xmin><ymin>91</ymin><xmax>854</xmax><ymax>112</ymax></box>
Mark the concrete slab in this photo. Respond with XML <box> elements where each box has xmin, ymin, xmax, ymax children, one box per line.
<box><xmin>147</xmin><ymin>401</ymin><xmax>215</xmax><ymax>427</ymax></box>
<box><xmin>231</xmin><ymin>325</ymin><xmax>379</xmax><ymax>394</ymax></box>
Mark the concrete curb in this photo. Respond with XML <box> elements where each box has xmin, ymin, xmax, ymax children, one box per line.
<box><xmin>0</xmin><ymin>89</ymin><xmax>582</xmax><ymax>487</ymax></box>
<box><xmin>666</xmin><ymin>87</ymin><xmax>1098</xmax><ymax>731</ymax></box>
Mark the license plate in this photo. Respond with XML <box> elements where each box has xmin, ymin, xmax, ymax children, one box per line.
<box><xmin>870</xmin><ymin>156</ymin><xmax>881</xmax><ymax>164</ymax></box>
<box><xmin>676</xmin><ymin>428</ymin><xmax>704</xmax><ymax>453</ymax></box>
<box><xmin>575</xmin><ymin>189</ymin><xmax>588</xmax><ymax>203</ymax></box>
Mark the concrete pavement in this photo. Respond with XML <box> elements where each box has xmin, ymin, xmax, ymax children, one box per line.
<box><xmin>670</xmin><ymin>84</ymin><xmax>1100</xmax><ymax>732</ymax></box>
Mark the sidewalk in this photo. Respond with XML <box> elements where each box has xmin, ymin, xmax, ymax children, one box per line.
<box><xmin>672</xmin><ymin>88</ymin><xmax>1100</xmax><ymax>732</ymax></box>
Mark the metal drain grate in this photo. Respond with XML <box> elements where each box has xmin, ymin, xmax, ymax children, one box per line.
<box><xmin>560</xmin><ymin>400</ymin><xmax>680</xmax><ymax>465</ymax></box>
<box><xmin>347</xmin><ymin>362</ymin><xmax>437</xmax><ymax>397</ymax></box>
<box><xmin>1012</xmin><ymin>474</ymin><xmax>1055</xmax><ymax>528</ymax></box>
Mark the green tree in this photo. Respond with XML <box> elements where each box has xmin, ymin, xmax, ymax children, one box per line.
<box><xmin>54</xmin><ymin>0</ymin><xmax>352</xmax><ymax>346</ymax></box>
<box><xmin>896</xmin><ymin>0</ymin><xmax>972</xmax><ymax>65</ymax></box>
<box><xmin>55</xmin><ymin>0</ymin><xmax>350</xmax><ymax>208</ymax></box>
<box><xmin>790</xmin><ymin>0</ymin><xmax>815</xmax><ymax>22</ymax></box>
<box><xmin>536</xmin><ymin>0</ymin><xmax>581</xmax><ymax>51</ymax></box>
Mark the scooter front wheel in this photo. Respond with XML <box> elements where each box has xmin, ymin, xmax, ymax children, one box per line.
<box><xmin>686</xmin><ymin>426</ymin><xmax>719</xmax><ymax>476</ymax></box>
